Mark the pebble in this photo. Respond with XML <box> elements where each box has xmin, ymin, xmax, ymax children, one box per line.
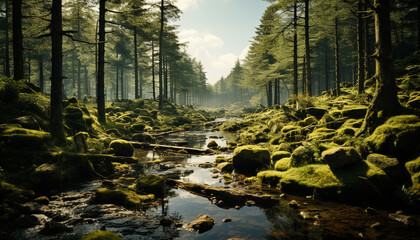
<box><xmin>234</xmin><ymin>205</ymin><xmax>241</xmax><ymax>210</ymax></box>
<box><xmin>370</xmin><ymin>222</ymin><xmax>381</xmax><ymax>229</ymax></box>
<box><xmin>211</xmin><ymin>174</ymin><xmax>219</xmax><ymax>178</ymax></box>
<box><xmin>288</xmin><ymin>200</ymin><xmax>299</xmax><ymax>209</ymax></box>
<box><xmin>245</xmin><ymin>200</ymin><xmax>256</xmax><ymax>206</ymax></box>
<box><xmin>365</xmin><ymin>207</ymin><xmax>376</xmax><ymax>215</ymax></box>
<box><xmin>223</xmin><ymin>218</ymin><xmax>232</xmax><ymax>223</ymax></box>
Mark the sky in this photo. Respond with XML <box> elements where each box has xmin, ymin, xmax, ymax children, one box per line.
<box><xmin>174</xmin><ymin>0</ymin><xmax>270</xmax><ymax>85</ymax></box>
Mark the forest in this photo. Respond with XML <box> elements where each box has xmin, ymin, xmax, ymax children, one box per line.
<box><xmin>0</xmin><ymin>0</ymin><xmax>420</xmax><ymax>239</ymax></box>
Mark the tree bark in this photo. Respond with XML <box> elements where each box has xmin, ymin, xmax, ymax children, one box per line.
<box><xmin>84</xmin><ymin>65</ymin><xmax>88</xmax><ymax>96</ymax></box>
<box><xmin>417</xmin><ymin>0</ymin><xmax>420</xmax><ymax>50</ymax></box>
<box><xmin>274</xmin><ymin>78</ymin><xmax>278</xmax><ymax>105</ymax></box>
<box><xmin>357</xmin><ymin>0</ymin><xmax>401</xmax><ymax>135</ymax></box>
<box><xmin>293</xmin><ymin>1</ymin><xmax>298</xmax><ymax>96</ymax></box>
<box><xmin>158</xmin><ymin>0</ymin><xmax>164</xmax><ymax>110</ymax></box>
<box><xmin>304</xmin><ymin>0</ymin><xmax>311</xmax><ymax>96</ymax></box>
<box><xmin>121</xmin><ymin>67</ymin><xmax>124</xmax><ymax>99</ymax></box>
<box><xmin>334</xmin><ymin>8</ymin><xmax>341</xmax><ymax>96</ymax></box>
<box><xmin>38</xmin><ymin>56</ymin><xmax>44</xmax><ymax>93</ymax></box>
<box><xmin>164</xmin><ymin>54</ymin><xmax>168</xmax><ymax>100</ymax></box>
<box><xmin>152</xmin><ymin>41</ymin><xmax>156</xmax><ymax>101</ymax></box>
<box><xmin>115</xmin><ymin>64</ymin><xmax>119</xmax><ymax>100</ymax></box>
<box><xmin>302</xmin><ymin>55</ymin><xmax>306</xmax><ymax>95</ymax></box>
<box><xmin>134</xmin><ymin>27</ymin><xmax>139</xmax><ymax>99</ymax></box>
<box><xmin>267</xmin><ymin>81</ymin><xmax>272</xmax><ymax>107</ymax></box>
<box><xmin>97</xmin><ymin>0</ymin><xmax>106</xmax><ymax>123</ymax></box>
<box><xmin>77</xmin><ymin>59</ymin><xmax>81</xmax><ymax>100</ymax></box>
<box><xmin>12</xmin><ymin>0</ymin><xmax>24</xmax><ymax>80</ymax></box>
<box><xmin>364</xmin><ymin>0</ymin><xmax>371</xmax><ymax>80</ymax></box>
<box><xmin>5</xmin><ymin>0</ymin><xmax>10</xmax><ymax>77</ymax></box>
<box><xmin>324</xmin><ymin>38</ymin><xmax>329</xmax><ymax>91</ymax></box>
<box><xmin>357</xmin><ymin>0</ymin><xmax>365</xmax><ymax>94</ymax></box>
<box><xmin>50</xmin><ymin>0</ymin><xmax>65</xmax><ymax>144</ymax></box>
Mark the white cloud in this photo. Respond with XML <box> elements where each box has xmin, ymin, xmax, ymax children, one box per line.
<box><xmin>239</xmin><ymin>45</ymin><xmax>250</xmax><ymax>60</ymax></box>
<box><xmin>175</xmin><ymin>0</ymin><xmax>199</xmax><ymax>11</ymax></box>
<box><xmin>179</xmin><ymin>28</ymin><xmax>246</xmax><ymax>85</ymax></box>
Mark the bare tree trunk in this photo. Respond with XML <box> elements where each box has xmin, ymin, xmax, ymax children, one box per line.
<box><xmin>304</xmin><ymin>0</ymin><xmax>312</xmax><ymax>96</ymax></box>
<box><xmin>84</xmin><ymin>65</ymin><xmax>88</xmax><ymax>96</ymax></box>
<box><xmin>77</xmin><ymin>59</ymin><xmax>81</xmax><ymax>100</ymax></box>
<box><xmin>274</xmin><ymin>78</ymin><xmax>278</xmax><ymax>105</ymax></box>
<box><xmin>50</xmin><ymin>0</ymin><xmax>65</xmax><ymax>144</ymax></box>
<box><xmin>134</xmin><ymin>27</ymin><xmax>139</xmax><ymax>99</ymax></box>
<box><xmin>158</xmin><ymin>0</ymin><xmax>164</xmax><ymax>110</ymax></box>
<box><xmin>325</xmin><ymin>38</ymin><xmax>329</xmax><ymax>91</ymax></box>
<box><xmin>5</xmin><ymin>0</ymin><xmax>10</xmax><ymax>77</ymax></box>
<box><xmin>97</xmin><ymin>0</ymin><xmax>106</xmax><ymax>123</ymax></box>
<box><xmin>38</xmin><ymin>56</ymin><xmax>44</xmax><ymax>93</ymax></box>
<box><xmin>334</xmin><ymin>8</ymin><xmax>341</xmax><ymax>96</ymax></box>
<box><xmin>357</xmin><ymin>0</ymin><xmax>365</xmax><ymax>94</ymax></box>
<box><xmin>164</xmin><ymin>54</ymin><xmax>168</xmax><ymax>100</ymax></box>
<box><xmin>116</xmin><ymin>63</ymin><xmax>119</xmax><ymax>100</ymax></box>
<box><xmin>12</xmin><ymin>0</ymin><xmax>24</xmax><ymax>80</ymax></box>
<box><xmin>121</xmin><ymin>67</ymin><xmax>124</xmax><ymax>99</ymax></box>
<box><xmin>267</xmin><ymin>81</ymin><xmax>272</xmax><ymax>107</ymax></box>
<box><xmin>302</xmin><ymin>55</ymin><xmax>306</xmax><ymax>95</ymax></box>
<box><xmin>358</xmin><ymin>0</ymin><xmax>401</xmax><ymax>135</ymax></box>
<box><xmin>293</xmin><ymin>1</ymin><xmax>298</xmax><ymax>96</ymax></box>
<box><xmin>364</xmin><ymin>0</ymin><xmax>372</xmax><ymax>80</ymax></box>
<box><xmin>152</xmin><ymin>41</ymin><xmax>156</xmax><ymax>101</ymax></box>
<box><xmin>417</xmin><ymin>0</ymin><xmax>420</xmax><ymax>50</ymax></box>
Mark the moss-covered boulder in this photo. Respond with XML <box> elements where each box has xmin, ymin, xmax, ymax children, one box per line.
<box><xmin>132</xmin><ymin>133</ymin><xmax>154</xmax><ymax>143</ymax></box>
<box><xmin>135</xmin><ymin>174</ymin><xmax>165</xmax><ymax>197</ymax></box>
<box><xmin>216</xmin><ymin>162</ymin><xmax>234</xmax><ymax>173</ymax></box>
<box><xmin>232</xmin><ymin>145</ymin><xmax>270</xmax><ymax>173</ymax></box>
<box><xmin>81</xmin><ymin>231</ymin><xmax>122</xmax><ymax>240</ymax></box>
<box><xmin>271</xmin><ymin>151</ymin><xmax>291</xmax><ymax>164</ymax></box>
<box><xmin>93</xmin><ymin>187</ymin><xmax>154</xmax><ymax>208</ymax></box>
<box><xmin>364</xmin><ymin>115</ymin><xmax>420</xmax><ymax>159</ymax></box>
<box><xmin>322</xmin><ymin>147</ymin><xmax>362</xmax><ymax>170</ymax></box>
<box><xmin>0</xmin><ymin>127</ymin><xmax>51</xmax><ymax>151</ymax></box>
<box><xmin>215</xmin><ymin>156</ymin><xmax>228</xmax><ymax>164</ymax></box>
<box><xmin>109</xmin><ymin>140</ymin><xmax>134</xmax><ymax>157</ymax></box>
<box><xmin>12</xmin><ymin>116</ymin><xmax>40</xmax><ymax>130</ymax></box>
<box><xmin>308</xmin><ymin>128</ymin><xmax>336</xmax><ymax>140</ymax></box>
<box><xmin>30</xmin><ymin>163</ymin><xmax>61</xmax><ymax>189</ymax></box>
<box><xmin>131</xmin><ymin>123</ymin><xmax>146</xmax><ymax>133</ymax></box>
<box><xmin>367</xmin><ymin>153</ymin><xmax>405</xmax><ymax>183</ymax></box>
<box><xmin>274</xmin><ymin>157</ymin><xmax>291</xmax><ymax>171</ymax></box>
<box><xmin>290</xmin><ymin>146</ymin><xmax>315</xmax><ymax>168</ymax></box>
<box><xmin>185</xmin><ymin>215</ymin><xmax>215</xmax><ymax>233</ymax></box>
<box><xmin>406</xmin><ymin>157</ymin><xmax>420</xmax><ymax>198</ymax></box>
<box><xmin>207</xmin><ymin>140</ymin><xmax>218</xmax><ymax>149</ymax></box>
<box><xmin>260</xmin><ymin>161</ymin><xmax>395</xmax><ymax>203</ymax></box>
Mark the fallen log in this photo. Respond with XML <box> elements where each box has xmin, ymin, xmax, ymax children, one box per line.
<box><xmin>130</xmin><ymin>141</ymin><xmax>212</xmax><ymax>154</ymax></box>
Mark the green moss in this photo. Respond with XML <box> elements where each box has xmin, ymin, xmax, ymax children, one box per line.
<box><xmin>81</xmin><ymin>230</ymin><xmax>122</xmax><ymax>240</ymax></box>
<box><xmin>215</xmin><ymin>156</ymin><xmax>228</xmax><ymax>164</ymax></box>
<box><xmin>109</xmin><ymin>140</ymin><xmax>134</xmax><ymax>157</ymax></box>
<box><xmin>406</xmin><ymin>156</ymin><xmax>420</xmax><ymax>175</ymax></box>
<box><xmin>257</xmin><ymin>170</ymin><xmax>283</xmax><ymax>186</ymax></box>
<box><xmin>216</xmin><ymin>162</ymin><xmax>234</xmax><ymax>172</ymax></box>
<box><xmin>308</xmin><ymin>128</ymin><xmax>336</xmax><ymax>140</ymax></box>
<box><xmin>274</xmin><ymin>157</ymin><xmax>291</xmax><ymax>171</ymax></box>
<box><xmin>232</xmin><ymin>145</ymin><xmax>270</xmax><ymax>173</ymax></box>
<box><xmin>302</xmin><ymin>116</ymin><xmax>318</xmax><ymax>126</ymax></box>
<box><xmin>94</xmin><ymin>187</ymin><xmax>154</xmax><ymax>208</ymax></box>
<box><xmin>135</xmin><ymin>174</ymin><xmax>165</xmax><ymax>197</ymax></box>
<box><xmin>271</xmin><ymin>151</ymin><xmax>291</xmax><ymax>164</ymax></box>
<box><xmin>207</xmin><ymin>140</ymin><xmax>218</xmax><ymax>149</ymax></box>
<box><xmin>33</xmin><ymin>196</ymin><xmax>49</xmax><ymax>205</ymax></box>
<box><xmin>364</xmin><ymin>115</ymin><xmax>420</xmax><ymax>158</ymax></box>
<box><xmin>0</xmin><ymin>127</ymin><xmax>51</xmax><ymax>151</ymax></box>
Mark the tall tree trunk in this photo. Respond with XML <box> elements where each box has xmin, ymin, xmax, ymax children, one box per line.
<box><xmin>121</xmin><ymin>67</ymin><xmax>124</xmax><ymax>99</ymax></box>
<box><xmin>97</xmin><ymin>0</ymin><xmax>106</xmax><ymax>123</ymax></box>
<box><xmin>164</xmin><ymin>54</ymin><xmax>168</xmax><ymax>100</ymax></box>
<box><xmin>158</xmin><ymin>0</ymin><xmax>164</xmax><ymax>110</ymax></box>
<box><xmin>84</xmin><ymin>65</ymin><xmax>88</xmax><ymax>96</ymax></box>
<box><xmin>304</xmin><ymin>0</ymin><xmax>312</xmax><ymax>96</ymax></box>
<box><xmin>12</xmin><ymin>0</ymin><xmax>24</xmax><ymax>80</ymax></box>
<box><xmin>357</xmin><ymin>0</ymin><xmax>365</xmax><ymax>94</ymax></box>
<box><xmin>116</xmin><ymin>64</ymin><xmax>119</xmax><ymax>100</ymax></box>
<box><xmin>417</xmin><ymin>0</ymin><xmax>420</xmax><ymax>50</ymax></box>
<box><xmin>267</xmin><ymin>81</ymin><xmax>272</xmax><ymax>107</ymax></box>
<box><xmin>139</xmin><ymin>50</ymin><xmax>143</xmax><ymax>99</ymax></box>
<box><xmin>274</xmin><ymin>78</ymin><xmax>278</xmax><ymax>105</ymax></box>
<box><xmin>334</xmin><ymin>8</ymin><xmax>341</xmax><ymax>96</ymax></box>
<box><xmin>293</xmin><ymin>1</ymin><xmax>298</xmax><ymax>96</ymax></box>
<box><xmin>134</xmin><ymin>27</ymin><xmax>139</xmax><ymax>99</ymax></box>
<box><xmin>27</xmin><ymin>52</ymin><xmax>31</xmax><ymax>81</ymax></box>
<box><xmin>50</xmin><ymin>0</ymin><xmax>65</xmax><ymax>144</ymax></box>
<box><xmin>77</xmin><ymin>59</ymin><xmax>81</xmax><ymax>100</ymax></box>
<box><xmin>302</xmin><ymin>55</ymin><xmax>306</xmax><ymax>95</ymax></box>
<box><xmin>358</xmin><ymin>0</ymin><xmax>400</xmax><ymax>135</ymax></box>
<box><xmin>325</xmin><ymin>38</ymin><xmax>329</xmax><ymax>91</ymax></box>
<box><xmin>364</xmin><ymin>0</ymin><xmax>371</xmax><ymax>80</ymax></box>
<box><xmin>5</xmin><ymin>0</ymin><xmax>10</xmax><ymax>77</ymax></box>
<box><xmin>38</xmin><ymin>56</ymin><xmax>44</xmax><ymax>93</ymax></box>
<box><xmin>72</xmin><ymin>51</ymin><xmax>76</xmax><ymax>93</ymax></box>
<box><xmin>152</xmin><ymin>41</ymin><xmax>156</xmax><ymax>101</ymax></box>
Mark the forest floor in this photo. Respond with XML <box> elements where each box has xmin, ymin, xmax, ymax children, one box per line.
<box><xmin>1</xmin><ymin>59</ymin><xmax>420</xmax><ymax>238</ymax></box>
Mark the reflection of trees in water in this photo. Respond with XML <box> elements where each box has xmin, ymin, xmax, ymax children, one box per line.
<box><xmin>263</xmin><ymin>202</ymin><xmax>321</xmax><ymax>240</ymax></box>
<box><xmin>166</xmin><ymin>131</ymin><xmax>207</xmax><ymax>149</ymax></box>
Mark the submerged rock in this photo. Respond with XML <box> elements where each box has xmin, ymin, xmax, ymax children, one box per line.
<box><xmin>185</xmin><ymin>215</ymin><xmax>215</xmax><ymax>233</ymax></box>
<box><xmin>232</xmin><ymin>145</ymin><xmax>270</xmax><ymax>173</ymax></box>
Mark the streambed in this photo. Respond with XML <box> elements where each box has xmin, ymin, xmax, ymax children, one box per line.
<box><xmin>7</xmin><ymin>128</ymin><xmax>420</xmax><ymax>240</ymax></box>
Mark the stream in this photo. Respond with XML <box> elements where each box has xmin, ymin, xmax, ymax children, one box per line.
<box><xmin>7</xmin><ymin>121</ymin><xmax>420</xmax><ymax>240</ymax></box>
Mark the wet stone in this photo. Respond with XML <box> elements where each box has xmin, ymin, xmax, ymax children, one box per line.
<box><xmin>371</xmin><ymin>222</ymin><xmax>382</xmax><ymax>229</ymax></box>
<box><xmin>40</xmin><ymin>221</ymin><xmax>71</xmax><ymax>235</ymax></box>
<box><xmin>389</xmin><ymin>213</ymin><xmax>417</xmax><ymax>226</ymax></box>
<box><xmin>223</xmin><ymin>218</ymin><xmax>232</xmax><ymax>223</ymax></box>
<box><xmin>288</xmin><ymin>200</ymin><xmax>299</xmax><ymax>209</ymax></box>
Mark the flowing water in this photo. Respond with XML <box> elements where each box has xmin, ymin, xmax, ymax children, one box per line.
<box><xmin>7</xmin><ymin>121</ymin><xmax>420</xmax><ymax>239</ymax></box>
